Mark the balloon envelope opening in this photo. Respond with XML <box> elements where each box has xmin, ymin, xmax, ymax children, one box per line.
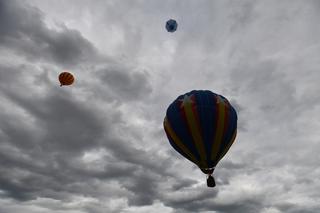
<box><xmin>200</xmin><ymin>168</ymin><xmax>214</xmax><ymax>175</ymax></box>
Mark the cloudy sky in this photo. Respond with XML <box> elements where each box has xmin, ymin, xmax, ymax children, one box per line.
<box><xmin>1</xmin><ymin>0</ymin><xmax>320</xmax><ymax>212</ymax></box>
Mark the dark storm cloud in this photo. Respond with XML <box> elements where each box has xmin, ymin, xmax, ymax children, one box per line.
<box><xmin>0</xmin><ymin>65</ymin><xmax>105</xmax><ymax>152</ymax></box>
<box><xmin>0</xmin><ymin>64</ymin><xmax>167</xmax><ymax>205</ymax></box>
<box><xmin>123</xmin><ymin>172</ymin><xmax>159</xmax><ymax>206</ymax></box>
<box><xmin>161</xmin><ymin>188</ymin><xmax>219</xmax><ymax>213</ymax></box>
<box><xmin>0</xmin><ymin>0</ymin><xmax>157</xmax><ymax>203</ymax></box>
<box><xmin>0</xmin><ymin>0</ymin><xmax>98</xmax><ymax>66</ymax></box>
<box><xmin>276</xmin><ymin>203</ymin><xmax>319</xmax><ymax>213</ymax></box>
<box><xmin>1</xmin><ymin>0</ymin><xmax>320</xmax><ymax>212</ymax></box>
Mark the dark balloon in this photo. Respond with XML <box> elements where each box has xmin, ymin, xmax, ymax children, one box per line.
<box><xmin>59</xmin><ymin>72</ymin><xmax>74</xmax><ymax>87</ymax></box>
<box><xmin>166</xmin><ymin>19</ymin><xmax>178</xmax><ymax>32</ymax></box>
<box><xmin>163</xmin><ymin>90</ymin><xmax>238</xmax><ymax>187</ymax></box>
<box><xmin>207</xmin><ymin>175</ymin><xmax>216</xmax><ymax>187</ymax></box>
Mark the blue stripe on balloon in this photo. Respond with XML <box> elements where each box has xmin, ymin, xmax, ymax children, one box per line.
<box><xmin>194</xmin><ymin>91</ymin><xmax>216</xmax><ymax>168</ymax></box>
<box><xmin>166</xmin><ymin>99</ymin><xmax>201</xmax><ymax>162</ymax></box>
<box><xmin>165</xmin><ymin>127</ymin><xmax>199</xmax><ymax>165</ymax></box>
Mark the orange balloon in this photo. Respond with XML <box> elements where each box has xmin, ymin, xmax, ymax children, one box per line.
<box><xmin>59</xmin><ymin>72</ymin><xmax>74</xmax><ymax>86</ymax></box>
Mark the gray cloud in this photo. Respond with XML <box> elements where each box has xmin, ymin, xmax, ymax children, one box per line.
<box><xmin>1</xmin><ymin>0</ymin><xmax>320</xmax><ymax>212</ymax></box>
<box><xmin>0</xmin><ymin>0</ymin><xmax>99</xmax><ymax>67</ymax></box>
<box><xmin>0</xmin><ymin>63</ymin><xmax>166</xmax><ymax>205</ymax></box>
<box><xmin>95</xmin><ymin>65</ymin><xmax>152</xmax><ymax>102</ymax></box>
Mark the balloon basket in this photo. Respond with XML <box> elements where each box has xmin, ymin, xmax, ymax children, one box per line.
<box><xmin>207</xmin><ymin>175</ymin><xmax>216</xmax><ymax>188</ymax></box>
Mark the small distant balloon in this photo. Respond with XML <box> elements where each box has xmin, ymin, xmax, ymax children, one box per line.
<box><xmin>166</xmin><ymin>19</ymin><xmax>178</xmax><ymax>33</ymax></box>
<box><xmin>59</xmin><ymin>72</ymin><xmax>74</xmax><ymax>87</ymax></box>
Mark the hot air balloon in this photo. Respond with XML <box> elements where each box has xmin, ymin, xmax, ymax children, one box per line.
<box><xmin>59</xmin><ymin>72</ymin><xmax>74</xmax><ymax>87</ymax></box>
<box><xmin>163</xmin><ymin>90</ymin><xmax>237</xmax><ymax>187</ymax></box>
<box><xmin>166</xmin><ymin>19</ymin><xmax>178</xmax><ymax>32</ymax></box>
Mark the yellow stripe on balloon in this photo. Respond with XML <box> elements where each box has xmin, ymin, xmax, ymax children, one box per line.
<box><xmin>183</xmin><ymin>101</ymin><xmax>207</xmax><ymax>168</ymax></box>
<box><xmin>211</xmin><ymin>99</ymin><xmax>226</xmax><ymax>161</ymax></box>
<box><xmin>216</xmin><ymin>129</ymin><xmax>237</xmax><ymax>163</ymax></box>
<box><xmin>163</xmin><ymin>117</ymin><xmax>199</xmax><ymax>165</ymax></box>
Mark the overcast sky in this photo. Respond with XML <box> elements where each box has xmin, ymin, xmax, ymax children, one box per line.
<box><xmin>1</xmin><ymin>0</ymin><xmax>320</xmax><ymax>212</ymax></box>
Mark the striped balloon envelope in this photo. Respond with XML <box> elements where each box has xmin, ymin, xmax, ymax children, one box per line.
<box><xmin>163</xmin><ymin>90</ymin><xmax>237</xmax><ymax>187</ymax></box>
<box><xmin>59</xmin><ymin>72</ymin><xmax>74</xmax><ymax>87</ymax></box>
